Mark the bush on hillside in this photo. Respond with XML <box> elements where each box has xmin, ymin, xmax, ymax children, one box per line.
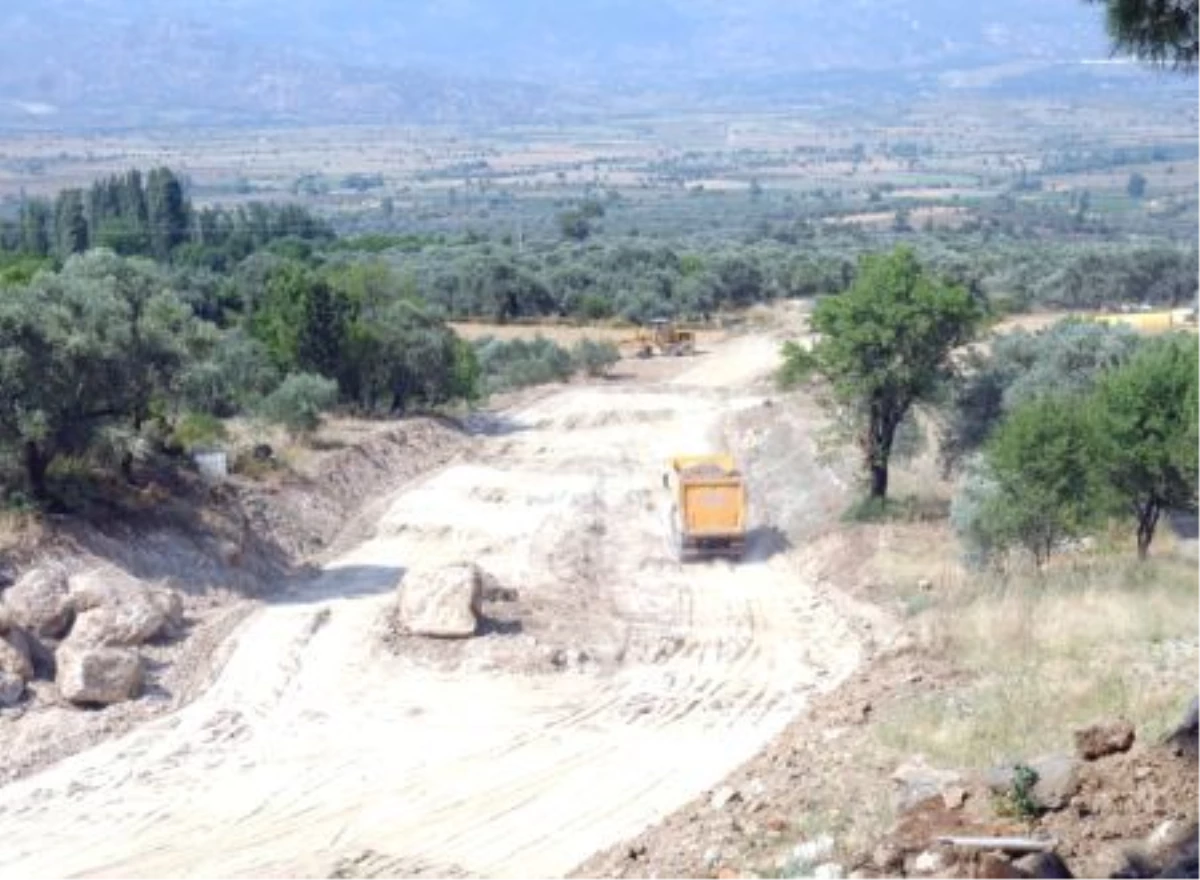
<box><xmin>475</xmin><ymin>336</ymin><xmax>575</xmax><ymax>393</ymax></box>
<box><xmin>257</xmin><ymin>372</ymin><xmax>339</xmax><ymax>439</ymax></box>
<box><xmin>571</xmin><ymin>338</ymin><xmax>621</xmax><ymax>377</ymax></box>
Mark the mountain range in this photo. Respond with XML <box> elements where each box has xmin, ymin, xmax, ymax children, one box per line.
<box><xmin>0</xmin><ymin>1</ymin><xmax>1163</xmax><ymax>129</ymax></box>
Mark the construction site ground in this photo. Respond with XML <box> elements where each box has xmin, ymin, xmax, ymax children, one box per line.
<box><xmin>0</xmin><ymin>321</ymin><xmax>891</xmax><ymax>878</ymax></box>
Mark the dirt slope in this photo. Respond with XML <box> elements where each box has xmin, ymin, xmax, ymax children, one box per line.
<box><xmin>0</xmin><ymin>335</ymin><xmax>866</xmax><ymax>879</ymax></box>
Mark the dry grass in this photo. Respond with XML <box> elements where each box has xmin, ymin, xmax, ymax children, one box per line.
<box><xmin>849</xmin><ymin>430</ymin><xmax>1198</xmax><ymax>772</ymax></box>
<box><xmin>876</xmin><ymin>552</ymin><xmax>1198</xmax><ymax>768</ymax></box>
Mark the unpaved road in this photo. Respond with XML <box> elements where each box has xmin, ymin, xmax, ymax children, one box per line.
<box><xmin>0</xmin><ymin>334</ymin><xmax>862</xmax><ymax>879</ymax></box>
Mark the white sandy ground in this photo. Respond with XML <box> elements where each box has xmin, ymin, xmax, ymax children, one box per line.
<box><xmin>0</xmin><ymin>333</ymin><xmax>865</xmax><ymax>879</ymax></box>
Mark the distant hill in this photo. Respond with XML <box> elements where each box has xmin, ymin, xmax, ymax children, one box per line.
<box><xmin>0</xmin><ymin>0</ymin><xmax>1162</xmax><ymax>129</ymax></box>
<box><xmin>0</xmin><ymin>9</ymin><xmax>558</xmax><ymax>129</ymax></box>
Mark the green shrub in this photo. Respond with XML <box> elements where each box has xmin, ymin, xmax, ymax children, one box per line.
<box><xmin>475</xmin><ymin>336</ymin><xmax>575</xmax><ymax>393</ymax></box>
<box><xmin>171</xmin><ymin>412</ymin><xmax>229</xmax><ymax>451</ymax></box>
<box><xmin>997</xmin><ymin>764</ymin><xmax>1042</xmax><ymax>820</ymax></box>
<box><xmin>571</xmin><ymin>338</ymin><xmax>621</xmax><ymax>377</ymax></box>
<box><xmin>257</xmin><ymin>372</ymin><xmax>339</xmax><ymax>439</ymax></box>
<box><xmin>956</xmin><ymin>394</ymin><xmax>1116</xmax><ymax>566</ymax></box>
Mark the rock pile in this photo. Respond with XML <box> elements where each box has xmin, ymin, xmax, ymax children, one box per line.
<box><xmin>0</xmin><ymin>564</ymin><xmax>185</xmax><ymax>708</ymax></box>
<box><xmin>874</xmin><ymin>705</ymin><xmax>1198</xmax><ymax>879</ymax></box>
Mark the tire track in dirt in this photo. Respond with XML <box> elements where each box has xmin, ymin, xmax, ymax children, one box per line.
<box><xmin>0</xmin><ymin>335</ymin><xmax>863</xmax><ymax>880</ymax></box>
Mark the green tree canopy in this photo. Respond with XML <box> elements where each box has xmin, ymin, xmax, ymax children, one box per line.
<box><xmin>956</xmin><ymin>394</ymin><xmax>1116</xmax><ymax>566</ymax></box>
<box><xmin>257</xmin><ymin>372</ymin><xmax>339</xmax><ymax>440</ymax></box>
<box><xmin>1094</xmin><ymin>333</ymin><xmax>1199</xmax><ymax>557</ymax></box>
<box><xmin>782</xmin><ymin>246</ymin><xmax>984</xmax><ymax>498</ymax></box>
<box><xmin>941</xmin><ymin>319</ymin><xmax>1144</xmax><ymax>472</ymax></box>
<box><xmin>0</xmin><ymin>251</ymin><xmax>195</xmax><ymax>497</ymax></box>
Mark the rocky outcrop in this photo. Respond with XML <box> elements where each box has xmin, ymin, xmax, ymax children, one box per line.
<box><xmin>56</xmin><ymin>646</ymin><xmax>142</xmax><ymax>706</ymax></box>
<box><xmin>398</xmin><ymin>563</ymin><xmax>484</xmax><ymax>639</ymax></box>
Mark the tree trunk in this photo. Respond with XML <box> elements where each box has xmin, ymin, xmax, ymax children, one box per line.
<box><xmin>23</xmin><ymin>441</ymin><xmax>48</xmax><ymax>500</ymax></box>
<box><xmin>869</xmin><ymin>462</ymin><xmax>889</xmax><ymax>499</ymax></box>
<box><xmin>865</xmin><ymin>409</ymin><xmax>899</xmax><ymax>500</ymax></box>
<box><xmin>1136</xmin><ymin>499</ymin><xmax>1162</xmax><ymax>560</ymax></box>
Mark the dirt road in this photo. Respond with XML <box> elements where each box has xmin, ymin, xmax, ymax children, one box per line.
<box><xmin>0</xmin><ymin>334</ymin><xmax>862</xmax><ymax>879</ymax></box>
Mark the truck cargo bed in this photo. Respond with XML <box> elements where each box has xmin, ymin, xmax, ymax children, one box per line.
<box><xmin>666</xmin><ymin>454</ymin><xmax>748</xmax><ymax>562</ymax></box>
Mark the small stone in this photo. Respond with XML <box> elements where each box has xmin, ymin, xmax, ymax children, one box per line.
<box><xmin>917</xmin><ymin>578</ymin><xmax>933</xmax><ymax>591</ymax></box>
<box><xmin>872</xmin><ymin>844</ymin><xmax>903</xmax><ymax>872</ymax></box>
<box><xmin>1073</xmin><ymin>720</ymin><xmax>1135</xmax><ymax>760</ymax></box>
<box><xmin>766</xmin><ymin>815</ymin><xmax>789</xmax><ymax>833</ymax></box>
<box><xmin>703</xmin><ymin>847</ymin><xmax>721</xmax><ymax>868</ymax></box>
<box><xmin>942</xmin><ymin>785</ymin><xmax>968</xmax><ymax>809</ymax></box>
<box><xmin>911</xmin><ymin>849</ymin><xmax>948</xmax><ymax>875</ymax></box>
<box><xmin>813</xmin><ymin>863</ymin><xmax>843</xmax><ymax>880</ymax></box>
<box><xmin>1029</xmin><ymin>753</ymin><xmax>1082</xmax><ymax>811</ymax></box>
<box><xmin>891</xmin><ymin>756</ymin><xmax>962</xmax><ymax>812</ymax></box>
<box><xmin>717</xmin><ymin>868</ymin><xmax>739</xmax><ymax>880</ymax></box>
<box><xmin>710</xmin><ymin>786</ymin><xmax>742</xmax><ymax>810</ymax></box>
<box><xmin>792</xmin><ymin>836</ymin><xmax>835</xmax><ymax>865</ymax></box>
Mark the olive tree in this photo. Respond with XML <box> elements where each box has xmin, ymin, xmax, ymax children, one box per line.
<box><xmin>0</xmin><ymin>252</ymin><xmax>194</xmax><ymax>498</ymax></box>
<box><xmin>957</xmin><ymin>395</ymin><xmax>1116</xmax><ymax>566</ymax></box>
<box><xmin>1094</xmin><ymin>333</ymin><xmax>1199</xmax><ymax>557</ymax></box>
<box><xmin>781</xmin><ymin>246</ymin><xmax>984</xmax><ymax>499</ymax></box>
<box><xmin>257</xmin><ymin>372</ymin><xmax>338</xmax><ymax>440</ymax></box>
<box><xmin>940</xmin><ymin>319</ymin><xmax>1143</xmax><ymax>472</ymax></box>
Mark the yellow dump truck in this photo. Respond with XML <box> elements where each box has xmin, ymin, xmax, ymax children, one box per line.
<box><xmin>663</xmin><ymin>454</ymin><xmax>747</xmax><ymax>561</ymax></box>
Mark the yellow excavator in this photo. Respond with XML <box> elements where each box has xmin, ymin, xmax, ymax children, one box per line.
<box><xmin>624</xmin><ymin>318</ymin><xmax>696</xmax><ymax>358</ymax></box>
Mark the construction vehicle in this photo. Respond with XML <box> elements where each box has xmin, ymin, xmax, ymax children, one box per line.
<box><xmin>624</xmin><ymin>318</ymin><xmax>696</xmax><ymax>358</ymax></box>
<box><xmin>1093</xmin><ymin>309</ymin><xmax>1199</xmax><ymax>334</ymax></box>
<box><xmin>663</xmin><ymin>454</ymin><xmax>747</xmax><ymax>561</ymax></box>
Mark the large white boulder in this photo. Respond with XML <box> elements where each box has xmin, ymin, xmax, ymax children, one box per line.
<box><xmin>56</xmin><ymin>646</ymin><xmax>142</xmax><ymax>706</ymax></box>
<box><xmin>399</xmin><ymin>563</ymin><xmax>484</xmax><ymax>639</ymax></box>
<box><xmin>2</xmin><ymin>566</ymin><xmax>74</xmax><ymax>639</ymax></box>
<box><xmin>66</xmin><ymin>567</ymin><xmax>183</xmax><ymax>648</ymax></box>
